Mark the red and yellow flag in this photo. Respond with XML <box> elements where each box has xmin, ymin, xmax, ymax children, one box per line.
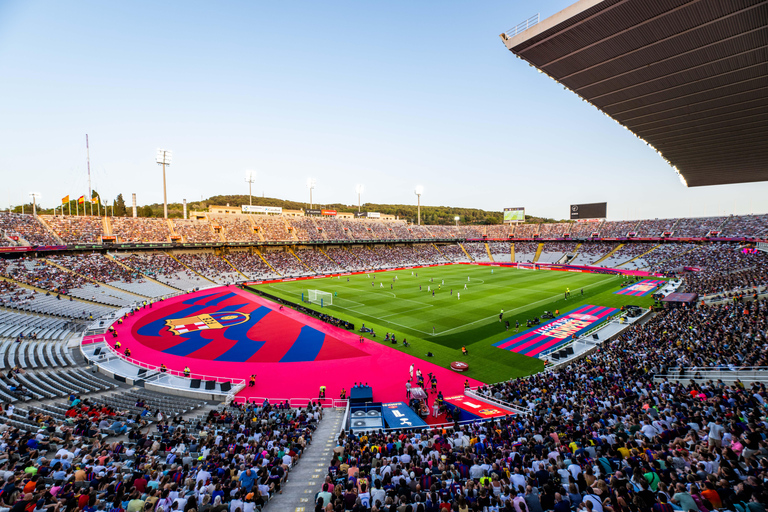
<box><xmin>77</xmin><ymin>195</ymin><xmax>85</xmax><ymax>204</ymax></box>
<box><xmin>61</xmin><ymin>195</ymin><xmax>69</xmax><ymax>204</ymax></box>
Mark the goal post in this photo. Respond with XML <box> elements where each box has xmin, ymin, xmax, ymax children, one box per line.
<box><xmin>308</xmin><ymin>290</ymin><xmax>333</xmax><ymax>306</ymax></box>
<box><xmin>517</xmin><ymin>263</ymin><xmax>537</xmax><ymax>270</ymax></box>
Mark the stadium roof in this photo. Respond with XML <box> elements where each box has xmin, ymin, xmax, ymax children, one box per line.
<box><xmin>500</xmin><ymin>0</ymin><xmax>768</xmax><ymax>187</ymax></box>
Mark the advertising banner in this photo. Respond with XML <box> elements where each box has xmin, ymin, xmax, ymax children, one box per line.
<box><xmin>242</xmin><ymin>205</ymin><xmax>282</xmax><ymax>214</ymax></box>
<box><xmin>381</xmin><ymin>402</ymin><xmax>427</xmax><ymax>429</ymax></box>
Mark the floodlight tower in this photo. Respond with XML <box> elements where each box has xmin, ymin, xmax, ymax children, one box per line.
<box><xmin>156</xmin><ymin>149</ymin><xmax>172</xmax><ymax>219</ymax></box>
<box><xmin>245</xmin><ymin>170</ymin><xmax>256</xmax><ymax>207</ymax></box>
<box><xmin>414</xmin><ymin>185</ymin><xmax>424</xmax><ymax>225</ymax></box>
<box><xmin>307</xmin><ymin>178</ymin><xmax>316</xmax><ymax>209</ymax></box>
<box><xmin>454</xmin><ymin>216</ymin><xmax>460</xmax><ymax>227</ymax></box>
<box><xmin>355</xmin><ymin>184</ymin><xmax>364</xmax><ymax>212</ymax></box>
<box><xmin>29</xmin><ymin>193</ymin><xmax>40</xmax><ymax>216</ymax></box>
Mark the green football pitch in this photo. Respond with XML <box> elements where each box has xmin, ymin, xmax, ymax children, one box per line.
<box><xmin>247</xmin><ymin>265</ymin><xmax>659</xmax><ymax>384</ymax></box>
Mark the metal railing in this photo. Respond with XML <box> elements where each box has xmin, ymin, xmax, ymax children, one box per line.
<box><xmin>537</xmin><ymin>316</ymin><xmax>617</xmax><ymax>359</ymax></box>
<box><xmin>87</xmin><ymin>336</ymin><xmax>246</xmax><ymax>390</ymax></box>
<box><xmin>465</xmin><ymin>388</ymin><xmax>531</xmax><ymax>416</ymax></box>
<box><xmin>230</xmin><ymin>395</ymin><xmax>348</xmax><ymax>409</ymax></box>
<box><xmin>505</xmin><ymin>14</ymin><xmax>540</xmax><ymax>38</ymax></box>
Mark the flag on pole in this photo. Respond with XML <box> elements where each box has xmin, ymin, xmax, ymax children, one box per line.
<box><xmin>77</xmin><ymin>195</ymin><xmax>85</xmax><ymax>204</ymax></box>
<box><xmin>61</xmin><ymin>195</ymin><xmax>69</xmax><ymax>204</ymax></box>
<box><xmin>92</xmin><ymin>197</ymin><xmax>98</xmax><ymax>204</ymax></box>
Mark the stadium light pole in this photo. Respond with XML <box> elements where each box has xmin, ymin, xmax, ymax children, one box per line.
<box><xmin>245</xmin><ymin>170</ymin><xmax>256</xmax><ymax>207</ymax></box>
<box><xmin>307</xmin><ymin>178</ymin><xmax>316</xmax><ymax>209</ymax></box>
<box><xmin>156</xmin><ymin>149</ymin><xmax>172</xmax><ymax>219</ymax></box>
<box><xmin>414</xmin><ymin>185</ymin><xmax>423</xmax><ymax>225</ymax></box>
<box><xmin>355</xmin><ymin>184</ymin><xmax>364</xmax><ymax>212</ymax></box>
<box><xmin>29</xmin><ymin>193</ymin><xmax>40</xmax><ymax>216</ymax></box>
<box><xmin>454</xmin><ymin>216</ymin><xmax>460</xmax><ymax>227</ymax></box>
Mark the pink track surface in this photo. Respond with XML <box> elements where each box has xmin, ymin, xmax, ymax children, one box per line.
<box><xmin>86</xmin><ymin>287</ymin><xmax>485</xmax><ymax>403</ymax></box>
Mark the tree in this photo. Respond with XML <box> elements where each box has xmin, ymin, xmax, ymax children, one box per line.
<box><xmin>114</xmin><ymin>194</ymin><xmax>127</xmax><ymax>217</ymax></box>
<box><xmin>140</xmin><ymin>205</ymin><xmax>154</xmax><ymax>217</ymax></box>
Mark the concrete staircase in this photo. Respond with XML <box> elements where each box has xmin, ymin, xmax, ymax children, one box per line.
<box><xmin>264</xmin><ymin>408</ymin><xmax>342</xmax><ymax>512</ymax></box>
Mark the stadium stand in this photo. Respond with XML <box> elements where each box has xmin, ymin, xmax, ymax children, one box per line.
<box><xmin>254</xmin><ymin>215</ymin><xmax>293</xmax><ymax>241</ymax></box>
<box><xmin>569</xmin><ymin>242</ymin><xmax>617</xmax><ymax>266</ymax></box>
<box><xmin>0</xmin><ymin>213</ymin><xmax>59</xmax><ymax>246</ymax></box>
<box><xmin>569</xmin><ymin>221</ymin><xmax>602</xmax><ymax>238</ymax></box>
<box><xmin>176</xmin><ymin>252</ymin><xmax>240</xmax><ymax>284</ymax></box>
<box><xmin>115</xmin><ymin>252</ymin><xmax>203</xmax><ymax>290</ymax></box>
<box><xmin>42</xmin><ymin>215</ymin><xmax>104</xmax><ymax>243</ymax></box>
<box><xmin>111</xmin><ymin>217</ymin><xmax>172</xmax><ymax>243</ymax></box>
<box><xmin>635</xmin><ymin>218</ymin><xmax>678</xmax><ymax>237</ymax></box>
<box><xmin>488</xmin><ymin>241</ymin><xmax>512</xmax><ymax>262</ymax></box>
<box><xmin>295</xmin><ymin>248</ymin><xmax>345</xmax><ymax>273</ymax></box>
<box><xmin>514</xmin><ymin>241</ymin><xmax>539</xmax><ymax>263</ymax></box>
<box><xmin>173</xmin><ymin>218</ymin><xmax>220</xmax><ymax>243</ymax></box>
<box><xmin>513</xmin><ymin>223</ymin><xmax>538</xmax><ymax>237</ymax></box>
<box><xmin>600</xmin><ymin>220</ymin><xmax>639</xmax><ymax>237</ymax></box>
<box><xmin>262</xmin><ymin>250</ymin><xmax>309</xmax><ymax>276</ymax></box>
<box><xmin>226</xmin><ymin>250</ymin><xmax>280</xmax><ymax>280</ymax></box>
<box><xmin>213</xmin><ymin>215</ymin><xmax>261</xmax><ymax>242</ymax></box>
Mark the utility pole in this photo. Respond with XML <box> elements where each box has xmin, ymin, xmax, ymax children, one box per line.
<box><xmin>86</xmin><ymin>135</ymin><xmax>92</xmax><ymax>216</ymax></box>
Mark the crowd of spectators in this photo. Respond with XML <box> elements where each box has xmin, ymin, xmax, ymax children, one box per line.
<box><xmin>0</xmin><ymin>388</ymin><xmax>321</xmax><ymax>512</ymax></box>
<box><xmin>296</xmin><ymin>249</ymin><xmax>345</xmax><ymax>273</ymax></box>
<box><xmin>675</xmin><ymin>217</ymin><xmax>728</xmax><ymax>238</ymax></box>
<box><xmin>570</xmin><ymin>222</ymin><xmax>601</xmax><ymax>238</ymax></box>
<box><xmin>539</xmin><ymin>223</ymin><xmax>570</xmax><ymax>237</ymax></box>
<box><xmin>515</xmin><ymin>242</ymin><xmax>540</xmax><ymax>262</ymax></box>
<box><xmin>427</xmin><ymin>226</ymin><xmax>460</xmax><ymax>239</ymax></box>
<box><xmin>720</xmin><ymin>215</ymin><xmax>768</xmax><ymax>238</ymax></box>
<box><xmin>172</xmin><ymin>219</ymin><xmax>220</xmax><ymax>243</ymax></box>
<box><xmin>226</xmin><ymin>251</ymin><xmax>279</xmax><ymax>279</ymax></box>
<box><xmin>427</xmin><ymin>297</ymin><xmax>768</xmax><ymax>512</ymax></box>
<box><xmin>2</xmin><ymin>214</ymin><xmax>765</xmax><ymax>249</ymax></box>
<box><xmin>440</xmin><ymin>244</ymin><xmax>469</xmax><ymax>262</ymax></box>
<box><xmin>43</xmin><ymin>215</ymin><xmax>104</xmax><ymax>244</ymax></box>
<box><xmin>461</xmin><ymin>226</ymin><xmax>485</xmax><ymax>239</ymax></box>
<box><xmin>489</xmin><ymin>242</ymin><xmax>512</xmax><ymax>261</ymax></box>
<box><xmin>215</xmin><ymin>217</ymin><xmax>261</xmax><ymax>243</ymax></box>
<box><xmin>49</xmin><ymin>254</ymin><xmax>136</xmax><ymax>284</ymax></box>
<box><xmin>487</xmin><ymin>225</ymin><xmax>511</xmax><ymax>239</ymax></box>
<box><xmin>116</xmin><ymin>253</ymin><xmax>204</xmax><ymax>287</ymax></box>
<box><xmin>325</xmin><ymin>248</ymin><xmax>363</xmax><ymax>271</ymax></box>
<box><xmin>262</xmin><ymin>251</ymin><xmax>308</xmax><ymax>276</ymax></box>
<box><xmin>111</xmin><ymin>218</ymin><xmax>172</xmax><ymax>244</ymax></box>
<box><xmin>600</xmin><ymin>221</ymin><xmax>639</xmax><ymax>237</ymax></box>
<box><xmin>514</xmin><ymin>224</ymin><xmax>539</xmax><ymax>238</ymax></box>
<box><xmin>316</xmin><ymin>218</ymin><xmax>350</xmax><ymax>241</ymax></box>
<box><xmin>464</xmin><ymin>243</ymin><xmax>490</xmax><ymax>261</ymax></box>
<box><xmin>292</xmin><ymin>218</ymin><xmax>325</xmax><ymax>241</ymax></box>
<box><xmin>176</xmin><ymin>253</ymin><xmax>239</xmax><ymax>282</ymax></box>
<box><xmin>639</xmin><ymin>244</ymin><xmax>699</xmax><ymax>271</ymax></box>
<box><xmin>1</xmin><ymin>258</ymin><xmax>86</xmax><ymax>294</ymax></box>
<box><xmin>253</xmin><ymin>216</ymin><xmax>293</xmax><ymax>241</ymax></box>
<box><xmin>0</xmin><ymin>213</ymin><xmax>60</xmax><ymax>246</ymax></box>
<box><xmin>568</xmin><ymin>243</ymin><xmax>617</xmax><ymax>266</ymax></box>
<box><xmin>649</xmin><ymin>244</ymin><xmax>768</xmax><ymax>296</ymax></box>
<box><xmin>636</xmin><ymin>219</ymin><xmax>678</xmax><ymax>237</ymax></box>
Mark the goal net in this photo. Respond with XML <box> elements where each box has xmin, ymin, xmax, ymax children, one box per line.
<box><xmin>517</xmin><ymin>263</ymin><xmax>537</xmax><ymax>270</ymax></box>
<box><xmin>308</xmin><ymin>290</ymin><xmax>333</xmax><ymax>306</ymax></box>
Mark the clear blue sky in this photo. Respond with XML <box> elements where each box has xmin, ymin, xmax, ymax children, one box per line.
<box><xmin>1</xmin><ymin>0</ymin><xmax>766</xmax><ymax>220</ymax></box>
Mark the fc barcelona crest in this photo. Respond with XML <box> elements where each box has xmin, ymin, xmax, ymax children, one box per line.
<box><xmin>165</xmin><ymin>311</ymin><xmax>250</xmax><ymax>335</ymax></box>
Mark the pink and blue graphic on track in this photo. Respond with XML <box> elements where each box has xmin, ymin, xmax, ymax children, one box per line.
<box><xmin>614</xmin><ymin>279</ymin><xmax>665</xmax><ymax>297</ymax></box>
<box><xmin>493</xmin><ymin>305</ymin><xmax>618</xmax><ymax>357</ymax></box>
<box><xmin>132</xmin><ymin>289</ymin><xmax>367</xmax><ymax>362</ymax></box>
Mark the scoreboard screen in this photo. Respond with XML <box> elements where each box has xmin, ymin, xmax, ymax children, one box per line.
<box><xmin>503</xmin><ymin>207</ymin><xmax>525</xmax><ymax>223</ymax></box>
<box><xmin>570</xmin><ymin>202</ymin><xmax>607</xmax><ymax>220</ymax></box>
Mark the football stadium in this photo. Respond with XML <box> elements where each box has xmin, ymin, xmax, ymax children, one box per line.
<box><xmin>1</xmin><ymin>1</ymin><xmax>767</xmax><ymax>511</ymax></box>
